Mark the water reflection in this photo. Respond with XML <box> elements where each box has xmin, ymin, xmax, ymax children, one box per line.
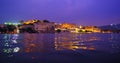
<box><xmin>0</xmin><ymin>33</ymin><xmax>120</xmax><ymax>63</ymax></box>
<box><xmin>1</xmin><ymin>34</ymin><xmax>20</xmax><ymax>53</ymax></box>
<box><xmin>22</xmin><ymin>33</ymin><xmax>55</xmax><ymax>53</ymax></box>
<box><xmin>0</xmin><ymin>33</ymin><xmax>120</xmax><ymax>54</ymax></box>
<box><xmin>55</xmin><ymin>33</ymin><xmax>96</xmax><ymax>51</ymax></box>
<box><xmin>109</xmin><ymin>33</ymin><xmax>120</xmax><ymax>53</ymax></box>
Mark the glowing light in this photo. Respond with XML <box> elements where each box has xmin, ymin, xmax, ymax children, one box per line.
<box><xmin>12</xmin><ymin>40</ymin><xmax>17</xmax><ymax>43</ymax></box>
<box><xmin>80</xmin><ymin>25</ymin><xmax>82</xmax><ymax>28</ymax></box>
<box><xmin>110</xmin><ymin>24</ymin><xmax>113</xmax><ymax>26</ymax></box>
<box><xmin>14</xmin><ymin>47</ymin><xmax>20</xmax><ymax>52</ymax></box>
<box><xmin>4</xmin><ymin>43</ymin><xmax>9</xmax><ymax>47</ymax></box>
<box><xmin>14</xmin><ymin>34</ymin><xmax>19</xmax><ymax>36</ymax></box>
<box><xmin>4</xmin><ymin>22</ymin><xmax>21</xmax><ymax>25</ymax></box>
<box><xmin>5</xmin><ymin>22</ymin><xmax>7</xmax><ymax>24</ymax></box>
<box><xmin>3</xmin><ymin>48</ymin><xmax>12</xmax><ymax>53</ymax></box>
<box><xmin>23</xmin><ymin>20</ymin><xmax>37</xmax><ymax>24</ymax></box>
<box><xmin>12</xmin><ymin>34</ymin><xmax>19</xmax><ymax>39</ymax></box>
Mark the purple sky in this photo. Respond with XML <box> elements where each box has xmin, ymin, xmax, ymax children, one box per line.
<box><xmin>0</xmin><ymin>0</ymin><xmax>120</xmax><ymax>26</ymax></box>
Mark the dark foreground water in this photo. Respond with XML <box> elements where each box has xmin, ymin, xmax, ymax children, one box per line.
<box><xmin>0</xmin><ymin>33</ymin><xmax>120</xmax><ymax>63</ymax></box>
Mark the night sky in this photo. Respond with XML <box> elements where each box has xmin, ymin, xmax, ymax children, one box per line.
<box><xmin>0</xmin><ymin>0</ymin><xmax>120</xmax><ymax>26</ymax></box>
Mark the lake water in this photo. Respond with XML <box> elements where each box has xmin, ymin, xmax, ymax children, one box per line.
<box><xmin>0</xmin><ymin>33</ymin><xmax>120</xmax><ymax>63</ymax></box>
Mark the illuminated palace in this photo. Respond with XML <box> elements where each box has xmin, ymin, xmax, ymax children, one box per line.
<box><xmin>0</xmin><ymin>20</ymin><xmax>102</xmax><ymax>34</ymax></box>
<box><xmin>55</xmin><ymin>23</ymin><xmax>101</xmax><ymax>33</ymax></box>
<box><xmin>19</xmin><ymin>20</ymin><xmax>55</xmax><ymax>33</ymax></box>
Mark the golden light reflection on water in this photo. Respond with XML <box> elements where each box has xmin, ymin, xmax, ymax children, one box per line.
<box><xmin>54</xmin><ymin>33</ymin><xmax>98</xmax><ymax>51</ymax></box>
<box><xmin>24</xmin><ymin>34</ymin><xmax>37</xmax><ymax>52</ymax></box>
<box><xmin>55</xmin><ymin>41</ymin><xmax>95</xmax><ymax>51</ymax></box>
<box><xmin>1</xmin><ymin>33</ymin><xmax>120</xmax><ymax>54</ymax></box>
<box><xmin>22</xmin><ymin>33</ymin><xmax>101</xmax><ymax>52</ymax></box>
<box><xmin>23</xmin><ymin>33</ymin><xmax>55</xmax><ymax>53</ymax></box>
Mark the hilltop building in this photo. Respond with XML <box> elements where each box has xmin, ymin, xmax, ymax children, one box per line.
<box><xmin>55</xmin><ymin>23</ymin><xmax>78</xmax><ymax>32</ymax></box>
<box><xmin>19</xmin><ymin>20</ymin><xmax>55</xmax><ymax>33</ymax></box>
<box><xmin>33</xmin><ymin>20</ymin><xmax>55</xmax><ymax>33</ymax></box>
<box><xmin>84</xmin><ymin>26</ymin><xmax>101</xmax><ymax>33</ymax></box>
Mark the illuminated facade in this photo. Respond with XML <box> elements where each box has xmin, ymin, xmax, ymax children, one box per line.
<box><xmin>84</xmin><ymin>26</ymin><xmax>101</xmax><ymax>33</ymax></box>
<box><xmin>19</xmin><ymin>24</ymin><xmax>34</xmax><ymax>29</ymax></box>
<box><xmin>34</xmin><ymin>21</ymin><xmax>55</xmax><ymax>33</ymax></box>
<box><xmin>60</xmin><ymin>23</ymin><xmax>77</xmax><ymax>29</ymax></box>
<box><xmin>55</xmin><ymin>23</ymin><xmax>78</xmax><ymax>32</ymax></box>
<box><xmin>55</xmin><ymin>23</ymin><xmax>101</xmax><ymax>33</ymax></box>
<box><xmin>22</xmin><ymin>20</ymin><xmax>37</xmax><ymax>25</ymax></box>
<box><xmin>0</xmin><ymin>20</ymin><xmax>103</xmax><ymax>34</ymax></box>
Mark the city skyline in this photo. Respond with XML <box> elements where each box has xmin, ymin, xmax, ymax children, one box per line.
<box><xmin>0</xmin><ymin>0</ymin><xmax>120</xmax><ymax>26</ymax></box>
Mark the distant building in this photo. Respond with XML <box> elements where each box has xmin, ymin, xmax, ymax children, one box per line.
<box><xmin>33</xmin><ymin>20</ymin><xmax>55</xmax><ymax>33</ymax></box>
<box><xmin>19</xmin><ymin>24</ymin><xmax>35</xmax><ymax>33</ymax></box>
<box><xmin>55</xmin><ymin>23</ymin><xmax>78</xmax><ymax>32</ymax></box>
<box><xmin>84</xmin><ymin>26</ymin><xmax>101</xmax><ymax>33</ymax></box>
<box><xmin>19</xmin><ymin>20</ymin><xmax>55</xmax><ymax>33</ymax></box>
<box><xmin>20</xmin><ymin>24</ymin><xmax>34</xmax><ymax>29</ymax></box>
<box><xmin>22</xmin><ymin>20</ymin><xmax>37</xmax><ymax>25</ymax></box>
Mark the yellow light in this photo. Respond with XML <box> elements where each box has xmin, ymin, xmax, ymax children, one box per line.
<box><xmin>80</xmin><ymin>25</ymin><xmax>82</xmax><ymax>28</ymax></box>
